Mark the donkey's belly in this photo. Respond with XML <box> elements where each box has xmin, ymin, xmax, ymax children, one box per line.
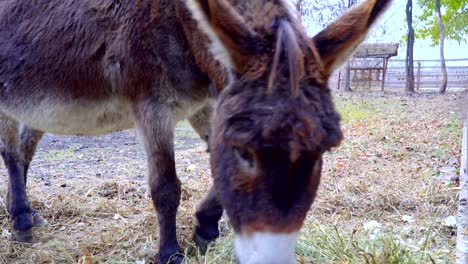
<box><xmin>16</xmin><ymin>97</ymin><xmax>135</xmax><ymax>135</ymax></box>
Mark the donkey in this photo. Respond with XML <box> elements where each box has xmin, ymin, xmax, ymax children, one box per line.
<box><xmin>0</xmin><ymin>0</ymin><xmax>391</xmax><ymax>263</ymax></box>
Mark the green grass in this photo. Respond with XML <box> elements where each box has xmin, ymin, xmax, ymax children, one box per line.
<box><xmin>429</xmin><ymin>144</ymin><xmax>452</xmax><ymax>160</ymax></box>
<box><xmin>42</xmin><ymin>148</ymin><xmax>78</xmax><ymax>161</ymax></box>
<box><xmin>184</xmin><ymin>219</ymin><xmax>441</xmax><ymax>264</ymax></box>
<box><xmin>295</xmin><ymin>219</ymin><xmax>436</xmax><ymax>264</ymax></box>
<box><xmin>441</xmin><ymin>117</ymin><xmax>462</xmax><ymax>138</ymax></box>
<box><xmin>175</xmin><ymin>121</ymin><xmax>200</xmax><ymax>139</ymax></box>
<box><xmin>336</xmin><ymin>100</ymin><xmax>378</xmax><ymax>124</ymax></box>
<box><xmin>192</xmin><ymin>234</ymin><xmax>237</xmax><ymax>264</ymax></box>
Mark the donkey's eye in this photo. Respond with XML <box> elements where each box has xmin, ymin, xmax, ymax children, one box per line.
<box><xmin>234</xmin><ymin>147</ymin><xmax>255</xmax><ymax>170</ymax></box>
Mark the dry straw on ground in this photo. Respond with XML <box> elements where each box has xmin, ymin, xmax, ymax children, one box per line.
<box><xmin>0</xmin><ymin>92</ymin><xmax>466</xmax><ymax>263</ymax></box>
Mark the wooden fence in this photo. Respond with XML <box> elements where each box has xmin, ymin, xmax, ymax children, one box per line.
<box><xmin>331</xmin><ymin>58</ymin><xmax>468</xmax><ymax>92</ymax></box>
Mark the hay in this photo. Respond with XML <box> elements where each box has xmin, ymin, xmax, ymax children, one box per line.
<box><xmin>0</xmin><ymin>92</ymin><xmax>466</xmax><ymax>263</ymax></box>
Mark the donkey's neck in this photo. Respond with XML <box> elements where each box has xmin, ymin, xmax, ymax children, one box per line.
<box><xmin>177</xmin><ymin>0</ymin><xmax>295</xmax><ymax>92</ymax></box>
<box><xmin>176</xmin><ymin>2</ymin><xmax>230</xmax><ymax>92</ymax></box>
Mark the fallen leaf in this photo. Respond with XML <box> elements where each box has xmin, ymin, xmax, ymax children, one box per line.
<box><xmin>78</xmin><ymin>254</ymin><xmax>93</xmax><ymax>264</ymax></box>
<box><xmin>336</xmin><ymin>162</ymin><xmax>345</xmax><ymax>169</ymax></box>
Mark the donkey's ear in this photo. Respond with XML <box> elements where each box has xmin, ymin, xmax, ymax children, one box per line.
<box><xmin>185</xmin><ymin>0</ymin><xmax>258</xmax><ymax>72</ymax></box>
<box><xmin>312</xmin><ymin>0</ymin><xmax>392</xmax><ymax>76</ymax></box>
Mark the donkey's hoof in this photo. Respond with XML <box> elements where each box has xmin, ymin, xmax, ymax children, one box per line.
<box><xmin>193</xmin><ymin>231</ymin><xmax>213</xmax><ymax>255</ymax></box>
<box><xmin>32</xmin><ymin>212</ymin><xmax>48</xmax><ymax>227</ymax></box>
<box><xmin>14</xmin><ymin>228</ymin><xmax>34</xmax><ymax>244</ymax></box>
<box><xmin>155</xmin><ymin>251</ymin><xmax>184</xmax><ymax>264</ymax></box>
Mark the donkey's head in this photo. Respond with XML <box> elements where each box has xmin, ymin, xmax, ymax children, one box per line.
<box><xmin>186</xmin><ymin>0</ymin><xmax>391</xmax><ymax>263</ymax></box>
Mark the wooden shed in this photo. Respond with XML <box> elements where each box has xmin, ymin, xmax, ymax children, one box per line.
<box><xmin>351</xmin><ymin>43</ymin><xmax>399</xmax><ymax>91</ymax></box>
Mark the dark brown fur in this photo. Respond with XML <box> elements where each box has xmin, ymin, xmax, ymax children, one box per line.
<box><xmin>0</xmin><ymin>1</ymin><xmax>212</xmax><ymax>263</ymax></box>
<box><xmin>197</xmin><ymin>0</ymin><xmax>391</xmax><ymax>253</ymax></box>
<box><xmin>0</xmin><ymin>0</ymin><xmax>392</xmax><ymax>263</ymax></box>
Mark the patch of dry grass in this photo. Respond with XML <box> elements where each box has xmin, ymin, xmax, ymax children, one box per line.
<box><xmin>0</xmin><ymin>92</ymin><xmax>466</xmax><ymax>263</ymax></box>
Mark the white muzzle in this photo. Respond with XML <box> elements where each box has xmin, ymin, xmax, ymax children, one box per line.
<box><xmin>234</xmin><ymin>232</ymin><xmax>299</xmax><ymax>264</ymax></box>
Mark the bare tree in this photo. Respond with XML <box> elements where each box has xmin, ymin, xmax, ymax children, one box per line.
<box><xmin>405</xmin><ymin>0</ymin><xmax>415</xmax><ymax>93</ymax></box>
<box><xmin>292</xmin><ymin>0</ymin><xmax>305</xmax><ymax>22</ymax></box>
<box><xmin>292</xmin><ymin>0</ymin><xmax>358</xmax><ymax>34</ymax></box>
<box><xmin>342</xmin><ymin>0</ymin><xmax>358</xmax><ymax>92</ymax></box>
<box><xmin>290</xmin><ymin>0</ymin><xmax>319</xmax><ymax>28</ymax></box>
<box><xmin>435</xmin><ymin>0</ymin><xmax>447</xmax><ymax>94</ymax></box>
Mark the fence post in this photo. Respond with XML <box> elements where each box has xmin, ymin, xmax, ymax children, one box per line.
<box><xmin>417</xmin><ymin>61</ymin><xmax>421</xmax><ymax>91</ymax></box>
<box><xmin>381</xmin><ymin>57</ymin><xmax>388</xmax><ymax>91</ymax></box>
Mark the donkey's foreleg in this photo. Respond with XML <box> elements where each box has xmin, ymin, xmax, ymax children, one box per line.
<box><xmin>0</xmin><ymin>114</ymin><xmax>34</xmax><ymax>242</ymax></box>
<box><xmin>193</xmin><ymin>186</ymin><xmax>223</xmax><ymax>254</ymax></box>
<box><xmin>19</xmin><ymin>125</ymin><xmax>47</xmax><ymax>227</ymax></box>
<box><xmin>188</xmin><ymin>104</ymin><xmax>224</xmax><ymax>252</ymax></box>
<box><xmin>135</xmin><ymin>104</ymin><xmax>183</xmax><ymax>264</ymax></box>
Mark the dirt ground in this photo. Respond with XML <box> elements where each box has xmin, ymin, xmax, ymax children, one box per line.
<box><xmin>0</xmin><ymin>91</ymin><xmax>467</xmax><ymax>263</ymax></box>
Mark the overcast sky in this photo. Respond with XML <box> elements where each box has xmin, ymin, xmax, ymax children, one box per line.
<box><xmin>305</xmin><ymin>1</ymin><xmax>467</xmax><ymax>61</ymax></box>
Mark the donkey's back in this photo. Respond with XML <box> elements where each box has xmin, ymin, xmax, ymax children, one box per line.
<box><xmin>0</xmin><ymin>0</ymin><xmax>209</xmax><ymax>135</ymax></box>
<box><xmin>0</xmin><ymin>2</ymin><xmax>214</xmax><ymax>263</ymax></box>
<box><xmin>0</xmin><ymin>0</ymin><xmax>130</xmax><ymax>95</ymax></box>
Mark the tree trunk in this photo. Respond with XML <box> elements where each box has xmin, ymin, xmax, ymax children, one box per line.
<box><xmin>436</xmin><ymin>0</ymin><xmax>448</xmax><ymax>94</ymax></box>
<box><xmin>344</xmin><ymin>61</ymin><xmax>352</xmax><ymax>92</ymax></box>
<box><xmin>405</xmin><ymin>0</ymin><xmax>415</xmax><ymax>93</ymax></box>
<box><xmin>342</xmin><ymin>0</ymin><xmax>356</xmax><ymax>92</ymax></box>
